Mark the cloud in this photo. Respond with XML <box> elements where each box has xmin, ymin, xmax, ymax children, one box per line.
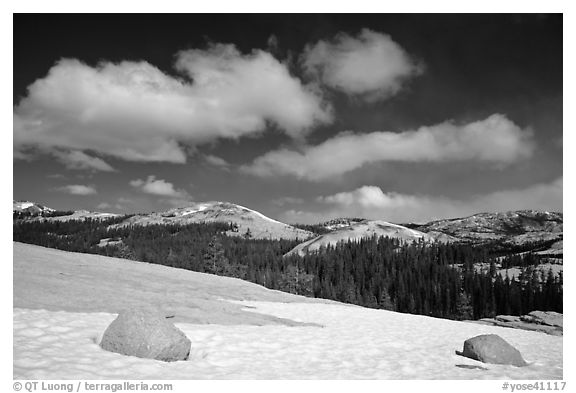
<box><xmin>302</xmin><ymin>29</ymin><xmax>423</xmax><ymax>99</ymax></box>
<box><xmin>280</xmin><ymin>177</ymin><xmax>562</xmax><ymax>224</ymax></box>
<box><xmin>14</xmin><ymin>44</ymin><xmax>331</xmax><ymax>164</ymax></box>
<box><xmin>52</xmin><ymin>150</ymin><xmax>115</xmax><ymax>172</ymax></box>
<box><xmin>57</xmin><ymin>184</ymin><xmax>97</xmax><ymax>196</ymax></box>
<box><xmin>130</xmin><ymin>175</ymin><xmax>189</xmax><ymax>198</ymax></box>
<box><xmin>204</xmin><ymin>154</ymin><xmax>229</xmax><ymax>168</ymax></box>
<box><xmin>242</xmin><ymin>114</ymin><xmax>535</xmax><ymax>181</ymax></box>
<box><xmin>13</xmin><ymin>150</ymin><xmax>34</xmax><ymax>161</ymax></box>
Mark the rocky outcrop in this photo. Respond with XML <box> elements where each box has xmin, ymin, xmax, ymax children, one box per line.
<box><xmin>473</xmin><ymin>311</ymin><xmax>563</xmax><ymax>336</ymax></box>
<box><xmin>521</xmin><ymin>311</ymin><xmax>563</xmax><ymax>327</ymax></box>
<box><xmin>456</xmin><ymin>334</ymin><xmax>528</xmax><ymax>367</ymax></box>
<box><xmin>100</xmin><ymin>308</ymin><xmax>191</xmax><ymax>362</ymax></box>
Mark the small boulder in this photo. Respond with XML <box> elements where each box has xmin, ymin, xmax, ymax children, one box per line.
<box><xmin>100</xmin><ymin>308</ymin><xmax>191</xmax><ymax>362</ymax></box>
<box><xmin>456</xmin><ymin>334</ymin><xmax>527</xmax><ymax>367</ymax></box>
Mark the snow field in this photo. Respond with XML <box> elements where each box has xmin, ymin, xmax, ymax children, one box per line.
<box><xmin>14</xmin><ymin>301</ymin><xmax>562</xmax><ymax>380</ymax></box>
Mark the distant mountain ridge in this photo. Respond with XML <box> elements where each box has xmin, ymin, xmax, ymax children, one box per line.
<box><xmin>13</xmin><ymin>200</ymin><xmax>562</xmax><ymax>253</ymax></box>
<box><xmin>13</xmin><ymin>200</ymin><xmax>55</xmax><ymax>215</ymax></box>
<box><xmin>285</xmin><ymin>210</ymin><xmax>563</xmax><ymax>257</ymax></box>
<box><xmin>13</xmin><ymin>200</ymin><xmax>120</xmax><ymax>221</ymax></box>
<box><xmin>42</xmin><ymin>210</ymin><xmax>121</xmax><ymax>221</ymax></box>
<box><xmin>410</xmin><ymin>210</ymin><xmax>563</xmax><ymax>246</ymax></box>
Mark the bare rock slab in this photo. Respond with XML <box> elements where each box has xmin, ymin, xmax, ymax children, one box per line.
<box><xmin>456</xmin><ymin>334</ymin><xmax>527</xmax><ymax>367</ymax></box>
<box><xmin>100</xmin><ymin>308</ymin><xmax>191</xmax><ymax>362</ymax></box>
<box><xmin>475</xmin><ymin>311</ymin><xmax>563</xmax><ymax>336</ymax></box>
<box><xmin>521</xmin><ymin>311</ymin><xmax>563</xmax><ymax>328</ymax></box>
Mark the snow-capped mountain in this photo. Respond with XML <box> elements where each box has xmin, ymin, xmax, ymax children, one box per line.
<box><xmin>412</xmin><ymin>210</ymin><xmax>563</xmax><ymax>247</ymax></box>
<box><xmin>13</xmin><ymin>200</ymin><xmax>55</xmax><ymax>215</ymax></box>
<box><xmin>285</xmin><ymin>220</ymin><xmax>435</xmax><ymax>257</ymax></box>
<box><xmin>119</xmin><ymin>201</ymin><xmax>315</xmax><ymax>241</ymax></box>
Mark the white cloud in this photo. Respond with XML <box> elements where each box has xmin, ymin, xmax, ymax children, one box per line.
<box><xmin>242</xmin><ymin>114</ymin><xmax>534</xmax><ymax>181</ymax></box>
<box><xmin>129</xmin><ymin>175</ymin><xmax>189</xmax><ymax>198</ymax></box>
<box><xmin>57</xmin><ymin>184</ymin><xmax>97</xmax><ymax>196</ymax></box>
<box><xmin>14</xmin><ymin>44</ymin><xmax>331</xmax><ymax>164</ymax></box>
<box><xmin>204</xmin><ymin>154</ymin><xmax>229</xmax><ymax>168</ymax></box>
<box><xmin>52</xmin><ymin>150</ymin><xmax>115</xmax><ymax>172</ymax></box>
<box><xmin>280</xmin><ymin>177</ymin><xmax>562</xmax><ymax>224</ymax></box>
<box><xmin>96</xmin><ymin>202</ymin><xmax>112</xmax><ymax>210</ymax></box>
<box><xmin>302</xmin><ymin>29</ymin><xmax>422</xmax><ymax>99</ymax></box>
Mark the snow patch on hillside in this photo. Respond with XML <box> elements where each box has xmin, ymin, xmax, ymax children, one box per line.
<box><xmin>15</xmin><ymin>202</ymin><xmax>34</xmax><ymax>209</ymax></box>
<box><xmin>180</xmin><ymin>204</ymin><xmax>209</xmax><ymax>216</ymax></box>
<box><xmin>13</xmin><ymin>200</ymin><xmax>55</xmax><ymax>214</ymax></box>
<box><xmin>234</xmin><ymin>203</ymin><xmax>285</xmax><ymax>225</ymax></box>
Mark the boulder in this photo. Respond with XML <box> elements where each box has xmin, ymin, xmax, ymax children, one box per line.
<box><xmin>456</xmin><ymin>334</ymin><xmax>527</xmax><ymax>367</ymax></box>
<box><xmin>100</xmin><ymin>308</ymin><xmax>191</xmax><ymax>362</ymax></box>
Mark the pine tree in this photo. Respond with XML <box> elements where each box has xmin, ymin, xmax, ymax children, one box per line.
<box><xmin>379</xmin><ymin>288</ymin><xmax>395</xmax><ymax>310</ymax></box>
<box><xmin>455</xmin><ymin>291</ymin><xmax>473</xmax><ymax>320</ymax></box>
<box><xmin>203</xmin><ymin>235</ymin><xmax>228</xmax><ymax>275</ymax></box>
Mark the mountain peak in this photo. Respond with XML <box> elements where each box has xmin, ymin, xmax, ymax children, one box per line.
<box><xmin>285</xmin><ymin>219</ymin><xmax>435</xmax><ymax>257</ymax></box>
<box><xmin>121</xmin><ymin>201</ymin><xmax>314</xmax><ymax>240</ymax></box>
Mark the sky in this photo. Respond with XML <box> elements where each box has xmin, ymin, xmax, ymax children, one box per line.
<box><xmin>12</xmin><ymin>14</ymin><xmax>563</xmax><ymax>224</ymax></box>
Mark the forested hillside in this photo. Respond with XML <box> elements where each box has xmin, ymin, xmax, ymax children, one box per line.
<box><xmin>13</xmin><ymin>217</ymin><xmax>562</xmax><ymax>320</ymax></box>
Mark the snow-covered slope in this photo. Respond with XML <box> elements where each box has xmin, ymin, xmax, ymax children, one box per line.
<box><xmin>285</xmin><ymin>220</ymin><xmax>435</xmax><ymax>257</ymax></box>
<box><xmin>13</xmin><ymin>242</ymin><xmax>327</xmax><ymax>325</ymax></box>
<box><xmin>118</xmin><ymin>201</ymin><xmax>314</xmax><ymax>240</ymax></box>
<box><xmin>13</xmin><ymin>242</ymin><xmax>562</xmax><ymax>379</ymax></box>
